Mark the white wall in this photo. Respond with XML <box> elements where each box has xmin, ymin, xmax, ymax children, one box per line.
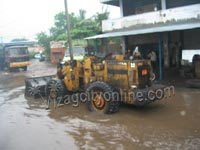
<box><xmin>102</xmin><ymin>4</ymin><xmax>200</xmax><ymax>32</ymax></box>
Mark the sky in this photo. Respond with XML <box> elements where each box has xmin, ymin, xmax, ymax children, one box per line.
<box><xmin>0</xmin><ymin>0</ymin><xmax>120</xmax><ymax>42</ymax></box>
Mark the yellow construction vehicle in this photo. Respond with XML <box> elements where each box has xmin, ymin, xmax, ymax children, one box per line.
<box><xmin>25</xmin><ymin>53</ymin><xmax>171</xmax><ymax>114</ymax></box>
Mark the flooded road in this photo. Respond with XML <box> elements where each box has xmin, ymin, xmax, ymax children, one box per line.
<box><xmin>0</xmin><ymin>60</ymin><xmax>200</xmax><ymax>150</ymax></box>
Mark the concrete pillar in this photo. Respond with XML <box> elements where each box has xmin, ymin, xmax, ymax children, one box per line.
<box><xmin>119</xmin><ymin>0</ymin><xmax>124</xmax><ymax>17</ymax></box>
<box><xmin>101</xmin><ymin>38</ymin><xmax>107</xmax><ymax>55</ymax></box>
<box><xmin>161</xmin><ymin>0</ymin><xmax>166</xmax><ymax>10</ymax></box>
<box><xmin>163</xmin><ymin>33</ymin><xmax>169</xmax><ymax>68</ymax></box>
<box><xmin>95</xmin><ymin>39</ymin><xmax>98</xmax><ymax>54</ymax></box>
<box><xmin>158</xmin><ymin>34</ymin><xmax>163</xmax><ymax>80</ymax></box>
<box><xmin>121</xmin><ymin>36</ymin><xmax>126</xmax><ymax>55</ymax></box>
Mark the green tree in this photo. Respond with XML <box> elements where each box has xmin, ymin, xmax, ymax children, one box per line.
<box><xmin>37</xmin><ymin>8</ymin><xmax>110</xmax><ymax>53</ymax></box>
<box><xmin>49</xmin><ymin>9</ymin><xmax>110</xmax><ymax>41</ymax></box>
<box><xmin>50</xmin><ymin>12</ymin><xmax>66</xmax><ymax>40</ymax></box>
<box><xmin>72</xmin><ymin>18</ymin><xmax>97</xmax><ymax>39</ymax></box>
<box><xmin>93</xmin><ymin>6</ymin><xmax>110</xmax><ymax>33</ymax></box>
<box><xmin>79</xmin><ymin>9</ymin><xmax>86</xmax><ymax>20</ymax></box>
<box><xmin>50</xmin><ymin>12</ymin><xmax>80</xmax><ymax>41</ymax></box>
<box><xmin>36</xmin><ymin>32</ymin><xmax>51</xmax><ymax>58</ymax></box>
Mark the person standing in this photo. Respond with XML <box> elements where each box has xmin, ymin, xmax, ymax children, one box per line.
<box><xmin>125</xmin><ymin>49</ymin><xmax>132</xmax><ymax>59</ymax></box>
<box><xmin>148</xmin><ymin>50</ymin><xmax>157</xmax><ymax>70</ymax></box>
<box><xmin>133</xmin><ymin>46</ymin><xmax>142</xmax><ymax>59</ymax></box>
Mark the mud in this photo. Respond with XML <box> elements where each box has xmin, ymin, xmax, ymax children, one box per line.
<box><xmin>0</xmin><ymin>59</ymin><xmax>200</xmax><ymax>150</ymax></box>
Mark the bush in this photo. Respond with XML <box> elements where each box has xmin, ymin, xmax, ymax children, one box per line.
<box><xmin>29</xmin><ymin>51</ymin><xmax>37</xmax><ymax>59</ymax></box>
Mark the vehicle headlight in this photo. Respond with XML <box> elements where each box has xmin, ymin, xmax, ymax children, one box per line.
<box><xmin>131</xmin><ymin>63</ymin><xmax>135</xmax><ymax>68</ymax></box>
<box><xmin>131</xmin><ymin>85</ymin><xmax>137</xmax><ymax>89</ymax></box>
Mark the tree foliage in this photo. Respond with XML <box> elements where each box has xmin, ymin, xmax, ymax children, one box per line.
<box><xmin>79</xmin><ymin>9</ymin><xmax>86</xmax><ymax>20</ymax></box>
<box><xmin>93</xmin><ymin>6</ymin><xmax>109</xmax><ymax>34</ymax></box>
<box><xmin>37</xmin><ymin>8</ymin><xmax>110</xmax><ymax>56</ymax></box>
<box><xmin>37</xmin><ymin>32</ymin><xmax>51</xmax><ymax>56</ymax></box>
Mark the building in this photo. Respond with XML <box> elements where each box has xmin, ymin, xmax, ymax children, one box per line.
<box><xmin>50</xmin><ymin>41</ymin><xmax>66</xmax><ymax>64</ymax></box>
<box><xmin>86</xmin><ymin>0</ymin><xmax>200</xmax><ymax>79</ymax></box>
<box><xmin>28</xmin><ymin>46</ymin><xmax>45</xmax><ymax>53</ymax></box>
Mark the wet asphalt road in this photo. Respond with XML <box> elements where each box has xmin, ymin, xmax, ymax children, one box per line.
<box><xmin>0</xmin><ymin>59</ymin><xmax>200</xmax><ymax>150</ymax></box>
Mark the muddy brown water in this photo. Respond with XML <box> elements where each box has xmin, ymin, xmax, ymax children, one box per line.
<box><xmin>0</xmin><ymin>59</ymin><xmax>200</xmax><ymax>150</ymax></box>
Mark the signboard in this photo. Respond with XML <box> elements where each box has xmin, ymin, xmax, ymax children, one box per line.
<box><xmin>50</xmin><ymin>41</ymin><xmax>66</xmax><ymax>48</ymax></box>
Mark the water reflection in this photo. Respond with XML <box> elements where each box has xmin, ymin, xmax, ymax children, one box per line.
<box><xmin>0</xmin><ymin>60</ymin><xmax>200</xmax><ymax>150</ymax></box>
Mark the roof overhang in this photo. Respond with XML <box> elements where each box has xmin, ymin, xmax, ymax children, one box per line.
<box><xmin>85</xmin><ymin>22</ymin><xmax>200</xmax><ymax>40</ymax></box>
<box><xmin>100</xmin><ymin>0</ymin><xmax>119</xmax><ymax>6</ymax></box>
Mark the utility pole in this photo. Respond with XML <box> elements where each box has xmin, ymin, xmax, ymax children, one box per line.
<box><xmin>64</xmin><ymin>0</ymin><xmax>73</xmax><ymax>61</ymax></box>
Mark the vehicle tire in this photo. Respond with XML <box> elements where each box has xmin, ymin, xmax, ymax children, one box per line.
<box><xmin>186</xmin><ymin>79</ymin><xmax>200</xmax><ymax>88</ymax></box>
<box><xmin>23</xmin><ymin>66</ymin><xmax>27</xmax><ymax>71</ymax></box>
<box><xmin>86</xmin><ymin>81</ymin><xmax>120</xmax><ymax>114</ymax></box>
<box><xmin>45</xmin><ymin>78</ymin><xmax>65</xmax><ymax>104</ymax></box>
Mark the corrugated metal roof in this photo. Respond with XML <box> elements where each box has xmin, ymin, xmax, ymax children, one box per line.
<box><xmin>85</xmin><ymin>22</ymin><xmax>200</xmax><ymax>40</ymax></box>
